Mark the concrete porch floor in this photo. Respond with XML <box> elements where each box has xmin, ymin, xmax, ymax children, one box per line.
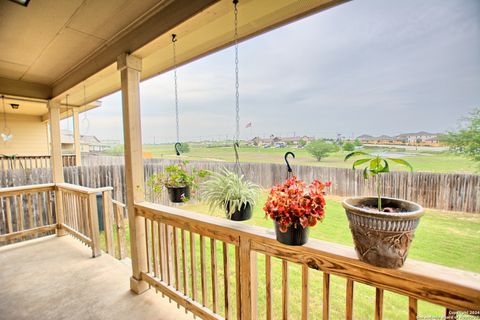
<box><xmin>0</xmin><ymin>235</ymin><xmax>194</xmax><ymax>320</ymax></box>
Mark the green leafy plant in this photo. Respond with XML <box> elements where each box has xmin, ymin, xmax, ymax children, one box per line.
<box><xmin>202</xmin><ymin>168</ymin><xmax>260</xmax><ymax>217</ymax></box>
<box><xmin>147</xmin><ymin>161</ymin><xmax>209</xmax><ymax>199</ymax></box>
<box><xmin>344</xmin><ymin>151</ymin><xmax>413</xmax><ymax>211</ymax></box>
<box><xmin>342</xmin><ymin>142</ymin><xmax>355</xmax><ymax>152</ymax></box>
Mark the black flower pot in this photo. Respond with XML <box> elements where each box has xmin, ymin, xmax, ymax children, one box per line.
<box><xmin>226</xmin><ymin>202</ymin><xmax>252</xmax><ymax>221</ymax></box>
<box><xmin>167</xmin><ymin>186</ymin><xmax>190</xmax><ymax>203</ymax></box>
<box><xmin>274</xmin><ymin>221</ymin><xmax>309</xmax><ymax>246</ymax></box>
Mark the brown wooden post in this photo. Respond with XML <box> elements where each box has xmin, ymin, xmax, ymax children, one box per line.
<box><xmin>48</xmin><ymin>100</ymin><xmax>66</xmax><ymax>236</ymax></box>
<box><xmin>72</xmin><ymin>108</ymin><xmax>82</xmax><ymax>166</ymax></box>
<box><xmin>88</xmin><ymin>192</ymin><xmax>101</xmax><ymax>257</ymax></box>
<box><xmin>117</xmin><ymin>53</ymin><xmax>148</xmax><ymax>294</ymax></box>
<box><xmin>102</xmin><ymin>189</ymin><xmax>114</xmax><ymax>255</ymax></box>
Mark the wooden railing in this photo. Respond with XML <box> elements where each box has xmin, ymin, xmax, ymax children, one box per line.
<box><xmin>134</xmin><ymin>202</ymin><xmax>480</xmax><ymax>320</ymax></box>
<box><xmin>0</xmin><ymin>182</ymin><xmax>127</xmax><ymax>260</ymax></box>
<box><xmin>0</xmin><ymin>183</ymin><xmax>56</xmax><ymax>243</ymax></box>
<box><xmin>0</xmin><ymin>154</ymin><xmax>77</xmax><ymax>170</ymax></box>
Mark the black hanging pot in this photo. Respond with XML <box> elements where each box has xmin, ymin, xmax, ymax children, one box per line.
<box><xmin>167</xmin><ymin>186</ymin><xmax>190</xmax><ymax>203</ymax></box>
<box><xmin>226</xmin><ymin>202</ymin><xmax>252</xmax><ymax>221</ymax></box>
<box><xmin>274</xmin><ymin>221</ymin><xmax>309</xmax><ymax>246</ymax></box>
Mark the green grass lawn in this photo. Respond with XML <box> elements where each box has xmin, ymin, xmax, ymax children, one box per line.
<box><xmin>141</xmin><ymin>144</ymin><xmax>478</xmax><ymax>174</ymax></box>
<box><xmin>100</xmin><ymin>193</ymin><xmax>480</xmax><ymax>319</ymax></box>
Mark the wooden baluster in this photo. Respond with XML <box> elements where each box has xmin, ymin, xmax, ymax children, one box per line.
<box><xmin>282</xmin><ymin>260</ymin><xmax>289</xmax><ymax>320</ymax></box>
<box><xmin>102</xmin><ymin>190</ymin><xmax>114</xmax><ymax>254</ymax></box>
<box><xmin>346</xmin><ymin>279</ymin><xmax>354</xmax><ymax>320</ymax></box>
<box><xmin>152</xmin><ymin>220</ymin><xmax>159</xmax><ymax>277</ymax></box>
<box><xmin>223</xmin><ymin>243</ymin><xmax>231</xmax><ymax>320</ymax></box>
<box><xmin>181</xmin><ymin>229</ymin><xmax>188</xmax><ymax>295</ymax></box>
<box><xmin>27</xmin><ymin>194</ymin><xmax>33</xmax><ymax>229</ymax></box>
<box><xmin>265</xmin><ymin>255</ymin><xmax>272</xmax><ymax>320</ymax></box>
<box><xmin>173</xmin><ymin>226</ymin><xmax>180</xmax><ymax>291</ymax></box>
<box><xmin>408</xmin><ymin>297</ymin><xmax>417</xmax><ymax>320</ymax></box>
<box><xmin>37</xmin><ymin>193</ymin><xmax>44</xmax><ymax>227</ymax></box>
<box><xmin>145</xmin><ymin>219</ymin><xmax>151</xmax><ymax>273</ymax></box>
<box><xmin>5</xmin><ymin>197</ymin><xmax>12</xmax><ymax>234</ymax></box>
<box><xmin>46</xmin><ymin>191</ymin><xmax>53</xmax><ymax>225</ymax></box>
<box><xmin>302</xmin><ymin>265</ymin><xmax>309</xmax><ymax>320</ymax></box>
<box><xmin>114</xmin><ymin>203</ymin><xmax>127</xmax><ymax>260</ymax></box>
<box><xmin>16</xmin><ymin>195</ymin><xmax>23</xmax><ymax>231</ymax></box>
<box><xmin>235</xmin><ymin>245</ymin><xmax>241</xmax><ymax>320</ymax></box>
<box><xmin>211</xmin><ymin>238</ymin><xmax>219</xmax><ymax>313</ymax></box>
<box><xmin>157</xmin><ymin>222</ymin><xmax>164</xmax><ymax>281</ymax></box>
<box><xmin>375</xmin><ymin>288</ymin><xmax>384</xmax><ymax>320</ymax></box>
<box><xmin>165</xmin><ymin>224</ymin><xmax>171</xmax><ymax>286</ymax></box>
<box><xmin>323</xmin><ymin>273</ymin><xmax>330</xmax><ymax>320</ymax></box>
<box><xmin>200</xmin><ymin>235</ymin><xmax>207</xmax><ymax>307</ymax></box>
<box><xmin>190</xmin><ymin>232</ymin><xmax>197</xmax><ymax>302</ymax></box>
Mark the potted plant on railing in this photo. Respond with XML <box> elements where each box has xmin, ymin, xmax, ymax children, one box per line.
<box><xmin>343</xmin><ymin>151</ymin><xmax>424</xmax><ymax>268</ymax></box>
<box><xmin>202</xmin><ymin>168</ymin><xmax>260</xmax><ymax>221</ymax></box>
<box><xmin>263</xmin><ymin>176</ymin><xmax>330</xmax><ymax>246</ymax></box>
<box><xmin>147</xmin><ymin>161</ymin><xmax>209</xmax><ymax>203</ymax></box>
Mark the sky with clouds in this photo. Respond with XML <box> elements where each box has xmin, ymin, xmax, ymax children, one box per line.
<box><xmin>69</xmin><ymin>0</ymin><xmax>480</xmax><ymax>143</ymax></box>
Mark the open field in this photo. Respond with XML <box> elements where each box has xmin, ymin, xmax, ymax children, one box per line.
<box><xmin>102</xmin><ymin>195</ymin><xmax>480</xmax><ymax>319</ymax></box>
<box><xmin>141</xmin><ymin>144</ymin><xmax>478</xmax><ymax>174</ymax></box>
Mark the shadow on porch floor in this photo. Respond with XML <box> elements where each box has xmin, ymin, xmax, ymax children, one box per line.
<box><xmin>0</xmin><ymin>235</ymin><xmax>193</xmax><ymax>320</ymax></box>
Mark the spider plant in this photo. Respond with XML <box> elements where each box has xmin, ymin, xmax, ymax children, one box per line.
<box><xmin>202</xmin><ymin>168</ymin><xmax>260</xmax><ymax>217</ymax></box>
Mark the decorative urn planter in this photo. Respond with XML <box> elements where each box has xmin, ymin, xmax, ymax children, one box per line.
<box><xmin>342</xmin><ymin>196</ymin><xmax>424</xmax><ymax>269</ymax></box>
<box><xmin>167</xmin><ymin>186</ymin><xmax>190</xmax><ymax>203</ymax></box>
<box><xmin>226</xmin><ymin>202</ymin><xmax>252</xmax><ymax>221</ymax></box>
<box><xmin>274</xmin><ymin>221</ymin><xmax>309</xmax><ymax>246</ymax></box>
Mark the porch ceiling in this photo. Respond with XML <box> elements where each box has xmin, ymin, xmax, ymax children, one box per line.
<box><xmin>0</xmin><ymin>0</ymin><xmax>348</xmax><ymax>116</ymax></box>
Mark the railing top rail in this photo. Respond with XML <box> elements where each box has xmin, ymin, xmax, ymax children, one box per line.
<box><xmin>56</xmin><ymin>183</ymin><xmax>113</xmax><ymax>195</ymax></box>
<box><xmin>112</xmin><ymin>199</ymin><xmax>126</xmax><ymax>208</ymax></box>
<box><xmin>0</xmin><ymin>183</ymin><xmax>56</xmax><ymax>196</ymax></box>
<box><xmin>135</xmin><ymin>201</ymin><xmax>480</xmax><ymax>311</ymax></box>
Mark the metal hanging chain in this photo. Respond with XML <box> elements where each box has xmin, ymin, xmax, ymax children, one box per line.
<box><xmin>233</xmin><ymin>0</ymin><xmax>240</xmax><ymax>143</ymax></box>
<box><xmin>172</xmin><ymin>34</ymin><xmax>180</xmax><ymax>144</ymax></box>
<box><xmin>66</xmin><ymin>94</ymin><xmax>70</xmax><ymax>132</ymax></box>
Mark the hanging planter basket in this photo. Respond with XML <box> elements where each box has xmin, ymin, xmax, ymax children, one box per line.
<box><xmin>274</xmin><ymin>221</ymin><xmax>309</xmax><ymax>246</ymax></box>
<box><xmin>342</xmin><ymin>197</ymin><xmax>424</xmax><ymax>269</ymax></box>
<box><xmin>226</xmin><ymin>202</ymin><xmax>252</xmax><ymax>221</ymax></box>
<box><xmin>167</xmin><ymin>186</ymin><xmax>190</xmax><ymax>203</ymax></box>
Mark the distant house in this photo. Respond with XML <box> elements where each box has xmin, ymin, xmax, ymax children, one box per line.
<box><xmin>394</xmin><ymin>131</ymin><xmax>439</xmax><ymax>144</ymax></box>
<box><xmin>250</xmin><ymin>135</ymin><xmax>313</xmax><ymax>147</ymax></box>
<box><xmin>61</xmin><ymin>130</ymin><xmax>110</xmax><ymax>154</ymax></box>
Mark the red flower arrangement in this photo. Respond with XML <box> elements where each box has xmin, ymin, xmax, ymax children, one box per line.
<box><xmin>263</xmin><ymin>176</ymin><xmax>330</xmax><ymax>232</ymax></box>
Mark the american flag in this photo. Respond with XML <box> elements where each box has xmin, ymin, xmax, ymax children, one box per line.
<box><xmin>245</xmin><ymin>122</ymin><xmax>252</xmax><ymax>128</ymax></box>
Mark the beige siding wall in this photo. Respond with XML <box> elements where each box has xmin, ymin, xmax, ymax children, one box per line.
<box><xmin>0</xmin><ymin>114</ymin><xmax>49</xmax><ymax>156</ymax></box>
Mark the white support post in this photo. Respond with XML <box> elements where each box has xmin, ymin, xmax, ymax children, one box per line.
<box><xmin>72</xmin><ymin>108</ymin><xmax>82</xmax><ymax>166</ymax></box>
<box><xmin>48</xmin><ymin>100</ymin><xmax>66</xmax><ymax>236</ymax></box>
<box><xmin>117</xmin><ymin>53</ymin><xmax>148</xmax><ymax>294</ymax></box>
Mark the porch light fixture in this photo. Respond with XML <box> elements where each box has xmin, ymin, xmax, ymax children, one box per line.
<box><xmin>8</xmin><ymin>0</ymin><xmax>30</xmax><ymax>7</ymax></box>
<box><xmin>10</xmin><ymin>104</ymin><xmax>19</xmax><ymax>110</ymax></box>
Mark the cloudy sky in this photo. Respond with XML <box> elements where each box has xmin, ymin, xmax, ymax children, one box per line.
<box><xmin>69</xmin><ymin>0</ymin><xmax>480</xmax><ymax>143</ymax></box>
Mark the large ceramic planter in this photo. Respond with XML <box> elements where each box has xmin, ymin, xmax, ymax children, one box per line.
<box><xmin>274</xmin><ymin>221</ymin><xmax>309</xmax><ymax>246</ymax></box>
<box><xmin>342</xmin><ymin>197</ymin><xmax>424</xmax><ymax>269</ymax></box>
<box><xmin>167</xmin><ymin>186</ymin><xmax>190</xmax><ymax>203</ymax></box>
<box><xmin>226</xmin><ymin>202</ymin><xmax>252</xmax><ymax>221</ymax></box>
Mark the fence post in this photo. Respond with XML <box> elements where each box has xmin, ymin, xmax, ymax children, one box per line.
<box><xmin>102</xmin><ymin>189</ymin><xmax>114</xmax><ymax>255</ymax></box>
<box><xmin>237</xmin><ymin>237</ymin><xmax>258</xmax><ymax>319</ymax></box>
<box><xmin>88</xmin><ymin>192</ymin><xmax>101</xmax><ymax>257</ymax></box>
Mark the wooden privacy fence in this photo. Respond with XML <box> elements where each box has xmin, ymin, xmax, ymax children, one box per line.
<box><xmin>134</xmin><ymin>201</ymin><xmax>480</xmax><ymax>319</ymax></box>
<box><xmin>1</xmin><ymin>157</ymin><xmax>479</xmax><ymax>213</ymax></box>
